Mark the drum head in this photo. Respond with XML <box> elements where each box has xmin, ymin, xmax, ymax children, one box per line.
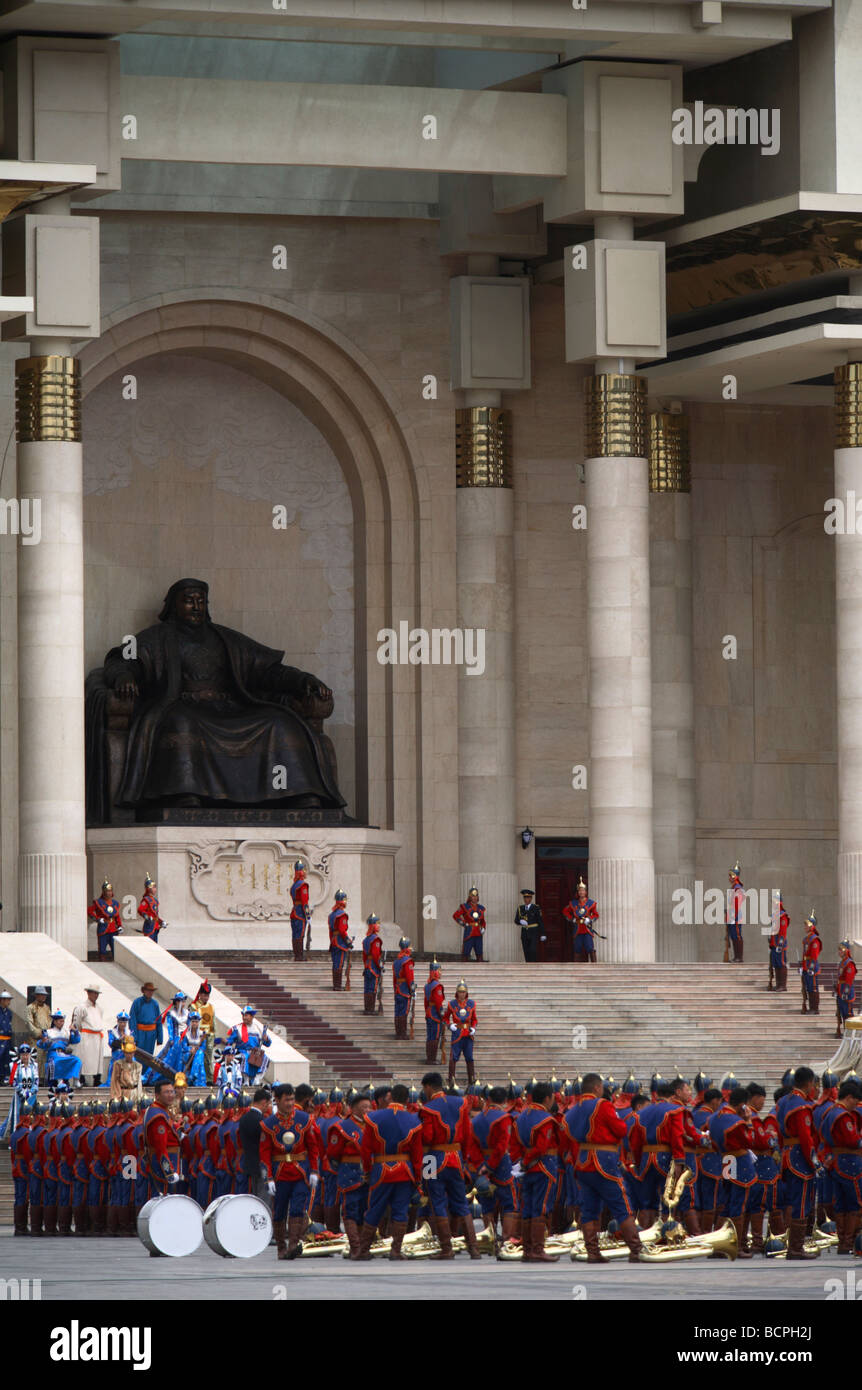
<box><xmin>138</xmin><ymin>1195</ymin><xmax>204</xmax><ymax>1257</ymax></box>
<box><xmin>203</xmin><ymin>1194</ymin><xmax>273</xmax><ymax>1258</ymax></box>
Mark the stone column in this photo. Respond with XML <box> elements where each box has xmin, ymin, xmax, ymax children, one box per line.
<box><xmin>835</xmin><ymin>360</ymin><xmax>862</xmax><ymax>945</ymax></box>
<box><xmin>16</xmin><ymin>349</ymin><xmax>87</xmax><ymax>955</ymax></box>
<box><xmin>456</xmin><ymin>395</ymin><xmax>519</xmax><ymax>961</ymax></box>
<box><xmin>649</xmin><ymin>412</ymin><xmax>697</xmax><ymax>961</ymax></box>
<box><xmin>584</xmin><ymin>373</ymin><xmax>656</xmax><ymax>961</ymax></box>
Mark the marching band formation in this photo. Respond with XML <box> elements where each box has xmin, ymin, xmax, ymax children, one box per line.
<box><xmin>7</xmin><ymin>1063</ymin><xmax>862</xmax><ymax>1264</ymax></box>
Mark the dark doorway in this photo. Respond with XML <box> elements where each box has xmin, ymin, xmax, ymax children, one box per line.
<box><xmin>535</xmin><ymin>838</ymin><xmax>589</xmax><ymax>962</ymax></box>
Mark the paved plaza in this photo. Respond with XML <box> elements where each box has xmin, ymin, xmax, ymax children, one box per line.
<box><xmin>1</xmin><ymin>1233</ymin><xmax>855</xmax><ymax>1303</ymax></box>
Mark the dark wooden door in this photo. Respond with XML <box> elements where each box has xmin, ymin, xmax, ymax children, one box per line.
<box><xmin>536</xmin><ymin>839</ymin><xmax>589</xmax><ymax>962</ymax></box>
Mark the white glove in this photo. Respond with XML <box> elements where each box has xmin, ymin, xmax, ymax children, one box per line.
<box><xmin>540</xmin><ymin>936</ymin><xmax>547</xmax><ymax>942</ymax></box>
<box><xmin>267</xmin><ymin>1181</ymin><xmax>276</xmax><ymax>1196</ymax></box>
<box><xmin>469</xmin><ymin>1027</ymin><xmax>475</xmax><ymax>1036</ymax></box>
<box><xmin>450</xmin><ymin>1024</ymin><xmax>458</xmax><ymax>1035</ymax></box>
<box><xmin>510</xmin><ymin>1162</ymin><xmax>523</xmax><ymax>1178</ymax></box>
<box><xmin>309</xmin><ymin>1173</ymin><xmax>319</xmax><ymax>1188</ymax></box>
<box><xmin>167</xmin><ymin>1172</ymin><xmax>180</xmax><ymax>1185</ymax></box>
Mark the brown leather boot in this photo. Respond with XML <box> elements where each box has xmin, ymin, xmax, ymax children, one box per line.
<box><xmin>432</xmin><ymin>1216</ymin><xmax>455</xmax><ymax>1259</ymax></box>
<box><xmin>344</xmin><ymin>1218</ymin><xmax>360</xmax><ymax>1258</ymax></box>
<box><xmin>425</xmin><ymin>1040</ymin><xmax>436</xmax><ymax>1063</ymax></box>
<box><xmin>811</xmin><ymin>990</ymin><xmax>820</xmax><ymax>1015</ymax></box>
<box><xmin>332</xmin><ymin>970</ymin><xmax>342</xmax><ymax>991</ymax></box>
<box><xmin>461</xmin><ymin>1219</ymin><xmax>482</xmax><ymax>1259</ymax></box>
<box><xmin>323</xmin><ymin>1205</ymin><xmax>341</xmax><ymax>1235</ymax></box>
<box><xmin>524</xmin><ymin>1218</ymin><xmax>559</xmax><ymax>1262</ymax></box>
<box><xmin>43</xmin><ymin>1204</ymin><xmax>58</xmax><ymax>1236</ymax></box>
<box><xmin>732</xmin><ymin>1216</ymin><xmax>752</xmax><ymax>1258</ymax></box>
<box><xmin>29</xmin><ymin>1205</ymin><xmax>44</xmax><ymax>1237</ymax></box>
<box><xmin>286</xmin><ymin>1215</ymin><xmax>306</xmax><ymax>1258</ymax></box>
<box><xmin>750</xmin><ymin>1215</ymin><xmax>764</xmax><ymax>1254</ymax></box>
<box><xmin>274</xmin><ymin>1219</ymin><xmax>288</xmax><ymax>1259</ymax></box>
<box><xmin>388</xmin><ymin>1221</ymin><xmax>408</xmax><ymax>1260</ymax></box>
<box><xmin>801</xmin><ymin>994</ymin><xmax>809</xmax><ymax>1014</ymax></box>
<box><xmin>501</xmin><ymin>1212</ymin><xmax>520</xmax><ymax>1244</ymax></box>
<box><xmin>684</xmin><ymin>1210</ymin><xmax>702</xmax><ymax>1238</ymax></box>
<box><xmin>365</xmin><ymin>994</ymin><xmax>375</xmax><ymax>1015</ymax></box>
<box><xmin>447</xmin><ymin>1061</ymin><xmax>456</xmax><ymax>1086</ymax></box>
<box><xmin>106</xmin><ymin>1206</ymin><xmax>120</xmax><ymax>1237</ymax></box>
<box><xmin>581</xmin><ymin>1220</ymin><xmax>607</xmax><ymax>1263</ymax></box>
<box><xmin>354</xmin><ymin>1223</ymin><xmax>377</xmax><ymax>1260</ymax></box>
<box><xmin>13</xmin><ymin>1206</ymin><xmax>28</xmax><ymax>1236</ymax></box>
<box><xmin>778</xmin><ymin>967</ymin><xmax>788</xmax><ymax>991</ymax></box>
<box><xmin>787</xmin><ymin>1218</ymin><xmax>819</xmax><ymax>1259</ymax></box>
<box><xmin>89</xmin><ymin>1205</ymin><xmax>106</xmax><ymax>1236</ymax></box>
<box><xmin>466</xmin><ymin>1061</ymin><xmax>476</xmax><ymax>1085</ymax></box>
<box><xmin>768</xmin><ymin>1209</ymin><xmax>786</xmax><ymax>1238</ymax></box>
<box><xmin>618</xmin><ymin>1215</ymin><xmax>643</xmax><ymax>1263</ymax></box>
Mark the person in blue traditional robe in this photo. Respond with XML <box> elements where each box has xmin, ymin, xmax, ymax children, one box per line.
<box><xmin>38</xmin><ymin>1013</ymin><xmax>83</xmax><ymax>1083</ymax></box>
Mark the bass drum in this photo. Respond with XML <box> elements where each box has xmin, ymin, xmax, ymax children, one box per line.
<box><xmin>203</xmin><ymin>1193</ymin><xmax>273</xmax><ymax>1258</ymax></box>
<box><xmin>137</xmin><ymin>1194</ymin><xmax>204</xmax><ymax>1257</ymax></box>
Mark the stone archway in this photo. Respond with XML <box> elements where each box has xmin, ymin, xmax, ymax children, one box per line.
<box><xmin>78</xmin><ymin>290</ymin><xmax>434</xmax><ymax>928</ymax></box>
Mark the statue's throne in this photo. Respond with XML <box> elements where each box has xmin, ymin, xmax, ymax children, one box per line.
<box><xmin>84</xmin><ymin>669</ymin><xmax>339</xmax><ymax>826</ymax></box>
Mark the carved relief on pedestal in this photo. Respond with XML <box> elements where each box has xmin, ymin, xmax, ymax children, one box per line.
<box><xmin>188</xmin><ymin>839</ymin><xmax>332</xmax><ymax>922</ymax></box>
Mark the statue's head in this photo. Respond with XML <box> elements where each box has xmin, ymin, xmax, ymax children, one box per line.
<box><xmin>159</xmin><ymin>578</ymin><xmax>210</xmax><ymax>627</ymax></box>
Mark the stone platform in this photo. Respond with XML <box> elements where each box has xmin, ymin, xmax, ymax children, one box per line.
<box><xmin>86</xmin><ymin>824</ymin><xmax>402</xmax><ymax>952</ymax></box>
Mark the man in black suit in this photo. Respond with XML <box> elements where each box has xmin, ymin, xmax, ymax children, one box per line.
<box><xmin>238</xmin><ymin>1087</ymin><xmax>275</xmax><ymax>1202</ymax></box>
<box><xmin>516</xmin><ymin>890</ymin><xmax>545</xmax><ymax>962</ymax></box>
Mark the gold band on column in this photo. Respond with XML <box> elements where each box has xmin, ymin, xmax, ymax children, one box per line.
<box><xmin>15</xmin><ymin>356</ymin><xmax>81</xmax><ymax>444</ymax></box>
<box><xmin>835</xmin><ymin>363</ymin><xmax>862</xmax><ymax>450</ymax></box>
<box><xmin>584</xmin><ymin>374</ymin><xmax>647</xmax><ymax>459</ymax></box>
<box><xmin>455</xmin><ymin>407</ymin><xmax>512</xmax><ymax>488</ymax></box>
<box><xmin>649</xmin><ymin>412</ymin><xmax>690</xmax><ymax>493</ymax></box>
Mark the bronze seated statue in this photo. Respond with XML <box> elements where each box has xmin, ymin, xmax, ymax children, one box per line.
<box><xmin>85</xmin><ymin>577</ymin><xmax>346</xmax><ymax>825</ymax></box>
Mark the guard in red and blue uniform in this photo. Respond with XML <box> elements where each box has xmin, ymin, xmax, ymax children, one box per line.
<box><xmin>515</xmin><ymin>1080</ymin><xmax>561</xmax><ymax>1262</ymax></box>
<box><xmin>813</xmin><ymin>1069</ymin><xmax>839</xmax><ymax>1228</ymax></box>
<box><xmin>444</xmin><ymin>980</ymin><xmax>477</xmax><ymax>1085</ymax></box>
<box><xmin>454</xmin><ymin>886</ymin><xmax>486</xmax><ymax>962</ymax></box>
<box><xmin>328</xmin><ymin>890</ymin><xmax>352</xmax><ymax>991</ymax></box>
<box><xmin>362</xmin><ymin>913</ymin><xmax>383</xmax><ymax>1015</ymax></box>
<box><xmin>820</xmin><ymin>1078</ymin><xmax>862</xmax><ymax>1253</ymax></box>
<box><xmin>776</xmin><ymin>1065</ymin><xmax>822</xmax><ymax>1258</ymax></box>
<box><xmin>707</xmin><ymin>1086</ymin><xmax>758</xmax><ymax>1256</ymax></box>
<box><xmin>471</xmin><ymin>1085</ymin><xmax>518</xmax><ymax>1242</ymax></box>
<box><xmin>392</xmin><ymin>936</ymin><xmax>414</xmax><ymax>1040</ymax></box>
<box><xmin>746</xmin><ymin>1083</ymin><xmax>785</xmax><ymax>1251</ymax></box>
<box><xmin>801</xmin><ymin>910</ymin><xmax>821</xmax><ymax>1014</ymax></box>
<box><xmin>262</xmin><ymin>1083</ymin><xmax>321</xmax><ymax>1259</ymax></box>
<box><xmin>327</xmin><ymin>1089</ymin><xmax>372</xmax><ymax>1257</ymax></box>
<box><xmin>836</xmin><ymin>939</ymin><xmax>857</xmax><ymax>1038</ymax></box>
<box><xmin>144</xmin><ymin>1083</ymin><xmax>183</xmax><ymax>1222</ymax></box>
<box><xmin>28</xmin><ymin>1102</ymin><xmax>50</xmax><ymax>1237</ymax></box>
<box><xmin>55</xmin><ymin>1099</ymin><xmax>78</xmax><ymax>1236</ymax></box>
<box><xmin>11</xmin><ymin>1104</ymin><xmax>33</xmax><ymax>1237</ymax></box>
<box><xmin>196</xmin><ymin>1096</ymin><xmax>222</xmax><ymax>1210</ymax></box>
<box><xmin>563</xmin><ymin>877</ymin><xmax>599</xmax><ymax>962</ymax></box>
<box><xmin>290</xmin><ymin>859</ymin><xmax>310</xmax><ymax>962</ymax></box>
<box><xmin>629</xmin><ymin>1080</ymin><xmax>698</xmax><ymax>1228</ymax></box>
<box><xmin>137</xmin><ymin>874</ymin><xmax>166</xmax><ymax>943</ymax></box>
<box><xmin>316</xmin><ymin>1087</ymin><xmax>344</xmax><ymax>1234</ymax></box>
<box><xmin>356</xmin><ymin>1084</ymin><xmax>424</xmax><ymax>1260</ymax></box>
<box><xmin>419</xmin><ymin>1070</ymin><xmax>482</xmax><ymax>1259</ymax></box>
<box><xmin>768</xmin><ymin>892</ymin><xmax>789</xmax><ymax>991</ymax></box>
<box><xmin>87</xmin><ymin>879</ymin><xmax>123</xmax><ymax>961</ymax></box>
<box><xmin>725</xmin><ymin>861</ymin><xmax>745</xmax><ymax>963</ymax></box>
<box><xmin>423</xmin><ymin>960</ymin><xmax>445</xmax><ymax>1064</ymax></box>
<box><xmin>85</xmin><ymin>1101</ymin><xmax>111</xmax><ymax>1235</ymax></box>
<box><xmin>566</xmin><ymin>1072</ymin><xmax>643</xmax><ymax>1262</ymax></box>
<box><xmin>71</xmin><ymin>1102</ymin><xmax>94</xmax><ymax>1236</ymax></box>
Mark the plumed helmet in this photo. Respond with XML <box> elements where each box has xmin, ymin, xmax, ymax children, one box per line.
<box><xmin>650</xmin><ymin>1071</ymin><xmax>663</xmax><ymax>1093</ymax></box>
<box><xmin>329</xmin><ymin>1085</ymin><xmax>344</xmax><ymax>1105</ymax></box>
<box><xmin>840</xmin><ymin>939</ymin><xmax>853</xmax><ymax>953</ymax></box>
<box><xmin>729</xmin><ymin>860</ymin><xmax>741</xmax><ymax>880</ymax></box>
<box><xmin>78</xmin><ymin>1102</ymin><xmax>92</xmax><ymax>1119</ymax></box>
<box><xmin>193</xmin><ymin>1099</ymin><xmax>206</xmax><ymax>1116</ymax></box>
<box><xmin>294</xmin><ymin>859</ymin><xmax>307</xmax><ymax>873</ymax></box>
<box><xmin>334</xmin><ymin>890</ymin><xmax>347</xmax><ymax>902</ymax></box>
<box><xmin>507</xmin><ymin>1078</ymin><xmax>522</xmax><ymax>1101</ymax></box>
<box><xmin>108</xmin><ymin>1099</ymin><xmax>122</xmax><ymax>1115</ymax></box>
<box><xmin>407</xmin><ymin>1083</ymin><xmax>420</xmax><ymax>1105</ymax></box>
<box><xmin>623</xmin><ymin>1071</ymin><xmax>640</xmax><ymax>1096</ymax></box>
<box><xmin>821</xmin><ymin>1069</ymin><xmax>839</xmax><ymax>1089</ymax></box>
<box><xmin>92</xmin><ymin>1101</ymin><xmax>106</xmax><ymax>1116</ymax></box>
<box><xmin>366</xmin><ymin>913</ymin><xmax>381</xmax><ymax>927</ymax></box>
<box><xmin>720</xmin><ymin>1072</ymin><xmax>736</xmax><ymax>1092</ymax></box>
<box><xmin>694</xmin><ymin>1071</ymin><xmax>712</xmax><ymax>1093</ymax></box>
<box><xmin>312</xmin><ymin>1089</ymin><xmax>327</xmax><ymax>1109</ymax></box>
<box><xmin>398</xmin><ymin>937</ymin><xmax>411</xmax><ymax>950</ymax></box>
<box><xmin>781</xmin><ymin>1068</ymin><xmax>796</xmax><ymax>1089</ymax></box>
<box><xmin>205</xmin><ymin>1093</ymin><xmax>220</xmax><ymax>1112</ymax></box>
<box><xmin>805</xmin><ymin>909</ymin><xmax>818</xmax><ymax>929</ymax></box>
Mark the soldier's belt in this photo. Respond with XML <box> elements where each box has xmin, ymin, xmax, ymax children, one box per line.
<box><xmin>0</xmin><ymin>1035</ymin><xmax>10</xmax><ymax>1040</ymax></box>
<box><xmin>528</xmin><ymin>1148</ymin><xmax>558</xmax><ymax>1157</ymax></box>
<box><xmin>422</xmin><ymin>1143</ymin><xmax>459</xmax><ymax>1154</ymax></box>
<box><xmin>381</xmin><ymin>1153</ymin><xmax>413</xmax><ymax>1162</ymax></box>
<box><xmin>643</xmin><ymin>1144</ymin><xmax>672</xmax><ymax>1152</ymax></box>
<box><xmin>581</xmin><ymin>1144</ymin><xmax>620</xmax><ymax>1152</ymax></box>
<box><xmin>830</xmin><ymin>1147</ymin><xmax>862</xmax><ymax>1155</ymax></box>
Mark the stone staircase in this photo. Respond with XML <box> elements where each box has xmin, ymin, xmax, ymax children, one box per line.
<box><xmin>178</xmin><ymin>954</ymin><xmax>841</xmax><ymax>1094</ymax></box>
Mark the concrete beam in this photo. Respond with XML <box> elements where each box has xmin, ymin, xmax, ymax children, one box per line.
<box><xmin>120</xmin><ymin>75</ymin><xmax>566</xmax><ymax>176</ymax></box>
<box><xmin>0</xmin><ymin>0</ymin><xmax>821</xmax><ymax>54</ymax></box>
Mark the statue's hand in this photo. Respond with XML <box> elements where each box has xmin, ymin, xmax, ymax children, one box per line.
<box><xmin>116</xmin><ymin>679</ymin><xmax>139</xmax><ymax>700</ymax></box>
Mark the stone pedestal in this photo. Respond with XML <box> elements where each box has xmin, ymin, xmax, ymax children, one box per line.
<box><xmin>87</xmin><ymin>825</ymin><xmax>402</xmax><ymax>952</ymax></box>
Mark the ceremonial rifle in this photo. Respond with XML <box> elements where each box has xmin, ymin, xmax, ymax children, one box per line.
<box><xmin>304</xmin><ymin>904</ymin><xmax>312</xmax><ymax>956</ymax></box>
<box><xmin>409</xmin><ymin>986</ymin><xmax>416</xmax><ymax>1041</ymax></box>
<box><xmin>345</xmin><ymin>940</ymin><xmax>353</xmax><ymax>993</ymax></box>
<box><xmin>376</xmin><ymin>949</ymin><xmax>386</xmax><ymax>1015</ymax></box>
<box><xmin>438</xmin><ymin>1011</ymin><xmax>447</xmax><ymax>1065</ymax></box>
